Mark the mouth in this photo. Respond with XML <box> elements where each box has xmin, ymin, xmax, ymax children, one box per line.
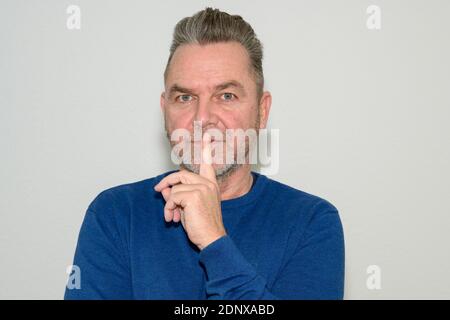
<box><xmin>190</xmin><ymin>136</ymin><xmax>224</xmax><ymax>143</ymax></box>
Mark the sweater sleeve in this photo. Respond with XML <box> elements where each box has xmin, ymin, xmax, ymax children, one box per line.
<box><xmin>198</xmin><ymin>209</ymin><xmax>345</xmax><ymax>300</ymax></box>
<box><xmin>64</xmin><ymin>192</ymin><xmax>133</xmax><ymax>300</ymax></box>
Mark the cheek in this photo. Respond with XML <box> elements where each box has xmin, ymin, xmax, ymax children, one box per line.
<box><xmin>218</xmin><ymin>113</ymin><xmax>241</xmax><ymax>130</ymax></box>
<box><xmin>223</xmin><ymin>108</ymin><xmax>257</xmax><ymax>130</ymax></box>
<box><xmin>165</xmin><ymin>109</ymin><xmax>192</xmax><ymax>131</ymax></box>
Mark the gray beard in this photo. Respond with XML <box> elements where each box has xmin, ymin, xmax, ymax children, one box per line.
<box><xmin>180</xmin><ymin>161</ymin><xmax>241</xmax><ymax>181</ymax></box>
<box><xmin>164</xmin><ymin>116</ymin><xmax>259</xmax><ymax>181</ymax></box>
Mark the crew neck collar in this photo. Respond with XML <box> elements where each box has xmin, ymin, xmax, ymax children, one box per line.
<box><xmin>155</xmin><ymin>170</ymin><xmax>268</xmax><ymax>210</ymax></box>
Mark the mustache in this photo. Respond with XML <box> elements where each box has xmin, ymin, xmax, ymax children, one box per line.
<box><xmin>166</xmin><ymin>128</ymin><xmax>226</xmax><ymax>141</ymax></box>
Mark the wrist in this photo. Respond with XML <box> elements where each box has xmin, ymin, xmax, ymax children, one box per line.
<box><xmin>198</xmin><ymin>231</ymin><xmax>227</xmax><ymax>251</ymax></box>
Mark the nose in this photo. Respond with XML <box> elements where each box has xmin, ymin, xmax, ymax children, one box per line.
<box><xmin>194</xmin><ymin>98</ymin><xmax>214</xmax><ymax>125</ymax></box>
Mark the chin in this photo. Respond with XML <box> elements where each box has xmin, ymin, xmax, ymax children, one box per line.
<box><xmin>180</xmin><ymin>162</ymin><xmax>240</xmax><ymax>179</ymax></box>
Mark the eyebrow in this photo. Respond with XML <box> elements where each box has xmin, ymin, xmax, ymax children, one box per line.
<box><xmin>214</xmin><ymin>80</ymin><xmax>246</xmax><ymax>94</ymax></box>
<box><xmin>167</xmin><ymin>80</ymin><xmax>247</xmax><ymax>98</ymax></box>
<box><xmin>167</xmin><ymin>84</ymin><xmax>195</xmax><ymax>97</ymax></box>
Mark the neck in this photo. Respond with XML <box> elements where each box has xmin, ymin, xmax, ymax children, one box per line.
<box><xmin>216</xmin><ymin>164</ymin><xmax>253</xmax><ymax>201</ymax></box>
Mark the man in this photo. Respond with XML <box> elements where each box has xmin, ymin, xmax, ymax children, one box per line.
<box><xmin>65</xmin><ymin>7</ymin><xmax>345</xmax><ymax>300</ymax></box>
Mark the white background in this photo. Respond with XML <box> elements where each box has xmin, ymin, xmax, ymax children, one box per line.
<box><xmin>1</xmin><ymin>0</ymin><xmax>449</xmax><ymax>299</ymax></box>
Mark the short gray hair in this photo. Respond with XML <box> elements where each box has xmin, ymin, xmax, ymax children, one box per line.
<box><xmin>164</xmin><ymin>7</ymin><xmax>264</xmax><ymax>99</ymax></box>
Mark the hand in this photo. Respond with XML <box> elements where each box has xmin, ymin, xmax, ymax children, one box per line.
<box><xmin>154</xmin><ymin>132</ymin><xmax>227</xmax><ymax>250</ymax></box>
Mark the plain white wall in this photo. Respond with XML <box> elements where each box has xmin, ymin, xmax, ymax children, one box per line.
<box><xmin>1</xmin><ymin>0</ymin><xmax>449</xmax><ymax>299</ymax></box>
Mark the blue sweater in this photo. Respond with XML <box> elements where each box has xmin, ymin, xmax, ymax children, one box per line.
<box><xmin>64</xmin><ymin>170</ymin><xmax>345</xmax><ymax>300</ymax></box>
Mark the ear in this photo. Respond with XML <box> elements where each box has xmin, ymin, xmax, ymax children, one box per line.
<box><xmin>258</xmin><ymin>91</ymin><xmax>272</xmax><ymax>129</ymax></box>
<box><xmin>160</xmin><ymin>91</ymin><xmax>166</xmax><ymax>113</ymax></box>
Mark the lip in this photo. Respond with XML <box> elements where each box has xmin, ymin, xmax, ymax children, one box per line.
<box><xmin>191</xmin><ymin>139</ymin><xmax>224</xmax><ymax>142</ymax></box>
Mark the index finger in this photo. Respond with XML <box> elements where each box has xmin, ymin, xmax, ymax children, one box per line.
<box><xmin>200</xmin><ymin>132</ymin><xmax>217</xmax><ymax>184</ymax></box>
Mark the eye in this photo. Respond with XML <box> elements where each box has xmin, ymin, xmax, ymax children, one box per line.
<box><xmin>220</xmin><ymin>92</ymin><xmax>236</xmax><ymax>101</ymax></box>
<box><xmin>176</xmin><ymin>95</ymin><xmax>193</xmax><ymax>103</ymax></box>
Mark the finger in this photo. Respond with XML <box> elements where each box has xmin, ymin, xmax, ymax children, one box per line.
<box><xmin>173</xmin><ymin>208</ymin><xmax>181</xmax><ymax>223</ymax></box>
<box><xmin>171</xmin><ymin>183</ymin><xmax>207</xmax><ymax>194</ymax></box>
<box><xmin>154</xmin><ymin>170</ymin><xmax>202</xmax><ymax>191</ymax></box>
<box><xmin>164</xmin><ymin>204</ymin><xmax>174</xmax><ymax>223</ymax></box>
<box><xmin>162</xmin><ymin>187</ymin><xmax>179</xmax><ymax>223</ymax></box>
<box><xmin>200</xmin><ymin>132</ymin><xmax>218</xmax><ymax>184</ymax></box>
<box><xmin>164</xmin><ymin>191</ymin><xmax>190</xmax><ymax>222</ymax></box>
<box><xmin>166</xmin><ymin>205</ymin><xmax>183</xmax><ymax>223</ymax></box>
<box><xmin>162</xmin><ymin>186</ymin><xmax>188</xmax><ymax>223</ymax></box>
<box><xmin>161</xmin><ymin>187</ymin><xmax>171</xmax><ymax>201</ymax></box>
<box><xmin>164</xmin><ymin>192</ymin><xmax>179</xmax><ymax>222</ymax></box>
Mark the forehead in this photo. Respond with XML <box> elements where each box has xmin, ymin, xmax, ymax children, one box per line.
<box><xmin>166</xmin><ymin>42</ymin><xmax>254</xmax><ymax>90</ymax></box>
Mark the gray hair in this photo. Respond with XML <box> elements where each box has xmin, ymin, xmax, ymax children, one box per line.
<box><xmin>164</xmin><ymin>7</ymin><xmax>264</xmax><ymax>99</ymax></box>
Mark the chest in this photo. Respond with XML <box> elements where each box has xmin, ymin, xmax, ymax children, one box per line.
<box><xmin>129</xmin><ymin>205</ymin><xmax>291</xmax><ymax>299</ymax></box>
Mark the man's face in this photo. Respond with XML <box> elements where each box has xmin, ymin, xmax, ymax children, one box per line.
<box><xmin>161</xmin><ymin>41</ymin><xmax>270</xmax><ymax>177</ymax></box>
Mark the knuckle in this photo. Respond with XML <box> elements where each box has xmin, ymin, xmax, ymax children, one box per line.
<box><xmin>193</xmin><ymin>189</ymin><xmax>202</xmax><ymax>199</ymax></box>
<box><xmin>205</xmin><ymin>181</ymin><xmax>215</xmax><ymax>191</ymax></box>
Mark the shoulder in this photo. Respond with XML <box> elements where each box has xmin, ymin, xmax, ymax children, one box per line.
<box><xmin>261</xmin><ymin>175</ymin><xmax>344</xmax><ymax>260</ymax></box>
<box><xmin>263</xmin><ymin>175</ymin><xmax>339</xmax><ymax>216</ymax></box>
<box><xmin>85</xmin><ymin>170</ymin><xmax>174</xmax><ymax>218</ymax></box>
<box><xmin>260</xmin><ymin>174</ymin><xmax>343</xmax><ymax>238</ymax></box>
